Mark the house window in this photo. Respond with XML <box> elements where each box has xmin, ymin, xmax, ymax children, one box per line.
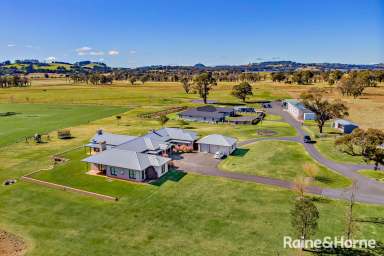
<box><xmin>128</xmin><ymin>169</ymin><xmax>136</xmax><ymax>179</ymax></box>
<box><xmin>141</xmin><ymin>171</ymin><xmax>145</xmax><ymax>180</ymax></box>
<box><xmin>161</xmin><ymin>165</ymin><xmax>166</xmax><ymax>174</ymax></box>
<box><xmin>110</xmin><ymin>167</ymin><xmax>117</xmax><ymax>176</ymax></box>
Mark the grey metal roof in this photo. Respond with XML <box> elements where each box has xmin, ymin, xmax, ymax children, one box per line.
<box><xmin>196</xmin><ymin>105</ymin><xmax>234</xmax><ymax>113</ymax></box>
<box><xmin>284</xmin><ymin>99</ymin><xmax>315</xmax><ymax>114</ymax></box>
<box><xmin>145</xmin><ymin>128</ymin><xmax>198</xmax><ymax>142</ymax></box>
<box><xmin>197</xmin><ymin>134</ymin><xmax>237</xmax><ymax>146</ymax></box>
<box><xmin>82</xmin><ymin>149</ymin><xmax>170</xmax><ymax>171</ymax></box>
<box><xmin>334</xmin><ymin>119</ymin><xmax>358</xmax><ymax>126</ymax></box>
<box><xmin>90</xmin><ymin>131</ymin><xmax>137</xmax><ymax>146</ymax></box>
<box><xmin>115</xmin><ymin>136</ymin><xmax>169</xmax><ymax>153</ymax></box>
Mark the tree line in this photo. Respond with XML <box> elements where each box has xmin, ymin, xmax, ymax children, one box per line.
<box><xmin>0</xmin><ymin>75</ymin><xmax>30</xmax><ymax>88</ymax></box>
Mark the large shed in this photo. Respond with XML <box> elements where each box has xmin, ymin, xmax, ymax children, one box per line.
<box><xmin>196</xmin><ymin>134</ymin><xmax>237</xmax><ymax>155</ymax></box>
<box><xmin>332</xmin><ymin>119</ymin><xmax>359</xmax><ymax>134</ymax></box>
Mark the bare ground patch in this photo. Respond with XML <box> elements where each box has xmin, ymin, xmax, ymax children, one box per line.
<box><xmin>0</xmin><ymin>230</ymin><xmax>26</xmax><ymax>256</ymax></box>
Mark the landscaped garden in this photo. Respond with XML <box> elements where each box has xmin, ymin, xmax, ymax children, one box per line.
<box><xmin>219</xmin><ymin>140</ymin><xmax>351</xmax><ymax>188</ymax></box>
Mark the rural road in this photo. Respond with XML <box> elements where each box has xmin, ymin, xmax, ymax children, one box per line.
<box><xmin>174</xmin><ymin>101</ymin><xmax>384</xmax><ymax>205</ymax></box>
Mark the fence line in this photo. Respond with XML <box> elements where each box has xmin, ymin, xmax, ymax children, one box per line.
<box><xmin>20</xmin><ymin>144</ymin><xmax>118</xmax><ymax>202</ymax></box>
<box><xmin>21</xmin><ymin>176</ymin><xmax>118</xmax><ymax>202</ymax></box>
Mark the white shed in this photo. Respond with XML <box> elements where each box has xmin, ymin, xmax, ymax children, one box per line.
<box><xmin>196</xmin><ymin>134</ymin><xmax>237</xmax><ymax>155</ymax></box>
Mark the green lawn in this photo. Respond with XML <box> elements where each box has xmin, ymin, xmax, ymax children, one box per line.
<box><xmin>0</xmin><ymin>80</ymin><xmax>383</xmax><ymax>255</ymax></box>
<box><xmin>0</xmin><ymin>103</ymin><xmax>128</xmax><ymax>146</ymax></box>
<box><xmin>358</xmin><ymin>170</ymin><xmax>384</xmax><ymax>183</ymax></box>
<box><xmin>3</xmin><ymin>148</ymin><xmax>380</xmax><ymax>255</ymax></box>
<box><xmin>315</xmin><ymin>139</ymin><xmax>365</xmax><ymax>164</ymax></box>
<box><xmin>219</xmin><ymin>141</ymin><xmax>351</xmax><ymax>188</ymax></box>
<box><xmin>302</xmin><ymin>121</ymin><xmax>365</xmax><ymax>164</ymax></box>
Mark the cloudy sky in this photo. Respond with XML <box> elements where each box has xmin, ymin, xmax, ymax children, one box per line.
<box><xmin>1</xmin><ymin>0</ymin><xmax>383</xmax><ymax>67</ymax></box>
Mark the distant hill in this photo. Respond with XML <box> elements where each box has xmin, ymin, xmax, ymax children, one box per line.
<box><xmin>1</xmin><ymin>59</ymin><xmax>383</xmax><ymax>76</ymax></box>
<box><xmin>0</xmin><ymin>60</ymin><xmax>111</xmax><ymax>75</ymax></box>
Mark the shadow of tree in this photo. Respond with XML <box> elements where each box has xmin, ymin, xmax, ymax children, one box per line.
<box><xmin>355</xmin><ymin>217</ymin><xmax>384</xmax><ymax>225</ymax></box>
<box><xmin>315</xmin><ymin>176</ymin><xmax>333</xmax><ymax>184</ymax></box>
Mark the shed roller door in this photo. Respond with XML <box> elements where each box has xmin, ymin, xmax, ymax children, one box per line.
<box><xmin>209</xmin><ymin>145</ymin><xmax>221</xmax><ymax>153</ymax></box>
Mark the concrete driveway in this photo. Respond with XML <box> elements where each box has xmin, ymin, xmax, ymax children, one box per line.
<box><xmin>172</xmin><ymin>152</ymin><xmax>221</xmax><ymax>175</ymax></box>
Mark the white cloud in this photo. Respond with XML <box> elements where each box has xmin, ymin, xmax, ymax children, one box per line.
<box><xmin>45</xmin><ymin>56</ymin><xmax>56</xmax><ymax>62</ymax></box>
<box><xmin>76</xmin><ymin>46</ymin><xmax>92</xmax><ymax>52</ymax></box>
<box><xmin>108</xmin><ymin>50</ymin><xmax>119</xmax><ymax>56</ymax></box>
<box><xmin>129</xmin><ymin>50</ymin><xmax>137</xmax><ymax>54</ymax></box>
<box><xmin>89</xmin><ymin>51</ymin><xmax>104</xmax><ymax>56</ymax></box>
<box><xmin>7</xmin><ymin>44</ymin><xmax>16</xmax><ymax>47</ymax></box>
<box><xmin>25</xmin><ymin>45</ymin><xmax>33</xmax><ymax>48</ymax></box>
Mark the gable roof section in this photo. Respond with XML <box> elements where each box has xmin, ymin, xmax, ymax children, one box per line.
<box><xmin>82</xmin><ymin>149</ymin><xmax>170</xmax><ymax>171</ymax></box>
<box><xmin>197</xmin><ymin>134</ymin><xmax>237</xmax><ymax>146</ymax></box>
<box><xmin>115</xmin><ymin>136</ymin><xmax>168</xmax><ymax>153</ymax></box>
<box><xmin>146</xmin><ymin>128</ymin><xmax>198</xmax><ymax>142</ymax></box>
<box><xmin>90</xmin><ymin>131</ymin><xmax>137</xmax><ymax>146</ymax></box>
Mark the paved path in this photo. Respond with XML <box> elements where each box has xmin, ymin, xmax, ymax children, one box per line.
<box><xmin>174</xmin><ymin>101</ymin><xmax>384</xmax><ymax>205</ymax></box>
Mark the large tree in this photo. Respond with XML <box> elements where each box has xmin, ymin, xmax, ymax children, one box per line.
<box><xmin>335</xmin><ymin>128</ymin><xmax>384</xmax><ymax>170</ymax></box>
<box><xmin>231</xmin><ymin>82</ymin><xmax>253</xmax><ymax>102</ymax></box>
<box><xmin>301</xmin><ymin>88</ymin><xmax>349</xmax><ymax>133</ymax></box>
<box><xmin>337</xmin><ymin>73</ymin><xmax>370</xmax><ymax>98</ymax></box>
<box><xmin>291</xmin><ymin>198</ymin><xmax>319</xmax><ymax>241</ymax></box>
<box><xmin>192</xmin><ymin>72</ymin><xmax>217</xmax><ymax>104</ymax></box>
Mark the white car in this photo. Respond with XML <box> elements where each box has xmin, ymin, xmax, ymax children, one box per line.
<box><xmin>214</xmin><ymin>151</ymin><xmax>225</xmax><ymax>159</ymax></box>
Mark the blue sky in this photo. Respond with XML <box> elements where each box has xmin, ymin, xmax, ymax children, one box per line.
<box><xmin>1</xmin><ymin>0</ymin><xmax>383</xmax><ymax>67</ymax></box>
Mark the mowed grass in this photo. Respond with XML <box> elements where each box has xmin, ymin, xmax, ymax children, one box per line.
<box><xmin>358</xmin><ymin>170</ymin><xmax>384</xmax><ymax>183</ymax></box>
<box><xmin>0</xmin><ymin>79</ymin><xmax>383</xmax><ymax>255</ymax></box>
<box><xmin>3</xmin><ymin>148</ymin><xmax>382</xmax><ymax>255</ymax></box>
<box><xmin>0</xmin><ymin>103</ymin><xmax>128</xmax><ymax>146</ymax></box>
<box><xmin>302</xmin><ymin>120</ymin><xmax>365</xmax><ymax>164</ymax></box>
<box><xmin>219</xmin><ymin>141</ymin><xmax>351</xmax><ymax>188</ymax></box>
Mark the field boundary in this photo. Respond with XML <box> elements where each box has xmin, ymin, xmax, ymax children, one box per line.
<box><xmin>20</xmin><ymin>145</ymin><xmax>119</xmax><ymax>202</ymax></box>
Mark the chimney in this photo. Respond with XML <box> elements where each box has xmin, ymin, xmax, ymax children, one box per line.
<box><xmin>99</xmin><ymin>141</ymin><xmax>107</xmax><ymax>151</ymax></box>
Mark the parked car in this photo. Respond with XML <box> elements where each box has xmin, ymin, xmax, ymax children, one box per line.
<box><xmin>214</xmin><ymin>151</ymin><xmax>225</xmax><ymax>159</ymax></box>
<box><xmin>303</xmin><ymin>135</ymin><xmax>312</xmax><ymax>143</ymax></box>
<box><xmin>262</xmin><ymin>103</ymin><xmax>272</xmax><ymax>108</ymax></box>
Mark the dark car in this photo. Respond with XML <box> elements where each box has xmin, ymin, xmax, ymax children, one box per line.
<box><xmin>303</xmin><ymin>135</ymin><xmax>312</xmax><ymax>143</ymax></box>
<box><xmin>262</xmin><ymin>103</ymin><xmax>272</xmax><ymax>108</ymax></box>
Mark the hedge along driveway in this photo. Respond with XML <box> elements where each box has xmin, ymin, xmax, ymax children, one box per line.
<box><xmin>0</xmin><ymin>103</ymin><xmax>129</xmax><ymax>146</ymax></box>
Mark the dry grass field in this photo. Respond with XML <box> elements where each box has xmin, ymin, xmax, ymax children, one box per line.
<box><xmin>270</xmin><ymin>81</ymin><xmax>384</xmax><ymax>130</ymax></box>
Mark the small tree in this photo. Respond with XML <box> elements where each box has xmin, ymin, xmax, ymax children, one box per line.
<box><xmin>303</xmin><ymin>163</ymin><xmax>319</xmax><ymax>183</ymax></box>
<box><xmin>231</xmin><ymin>82</ymin><xmax>253</xmax><ymax>102</ymax></box>
<box><xmin>158</xmin><ymin>114</ymin><xmax>169</xmax><ymax>127</ymax></box>
<box><xmin>301</xmin><ymin>88</ymin><xmax>349</xmax><ymax>133</ymax></box>
<box><xmin>129</xmin><ymin>76</ymin><xmax>137</xmax><ymax>85</ymax></box>
<box><xmin>291</xmin><ymin>198</ymin><xmax>320</xmax><ymax>243</ymax></box>
<box><xmin>180</xmin><ymin>77</ymin><xmax>191</xmax><ymax>94</ymax></box>
<box><xmin>140</xmin><ymin>75</ymin><xmax>150</xmax><ymax>84</ymax></box>
<box><xmin>345</xmin><ymin>180</ymin><xmax>358</xmax><ymax>240</ymax></box>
